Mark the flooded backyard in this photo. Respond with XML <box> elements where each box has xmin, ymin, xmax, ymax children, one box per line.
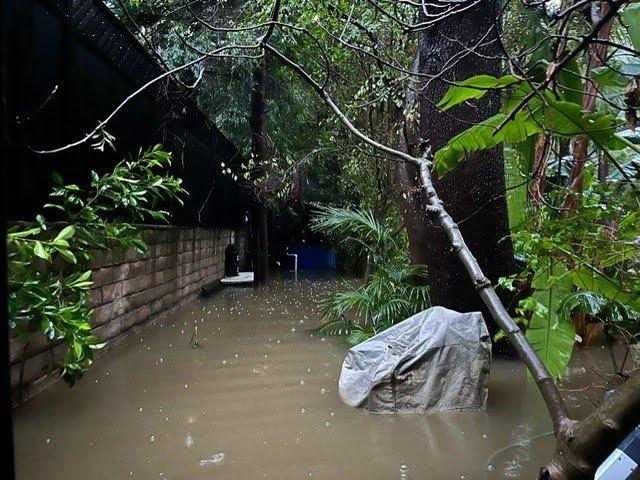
<box><xmin>13</xmin><ymin>274</ymin><xmax>617</xmax><ymax>480</ymax></box>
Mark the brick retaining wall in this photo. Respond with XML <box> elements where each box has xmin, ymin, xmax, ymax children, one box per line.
<box><xmin>10</xmin><ymin>226</ymin><xmax>245</xmax><ymax>400</ymax></box>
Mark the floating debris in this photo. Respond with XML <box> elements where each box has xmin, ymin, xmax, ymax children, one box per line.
<box><xmin>199</xmin><ymin>452</ymin><xmax>225</xmax><ymax>466</ymax></box>
<box><xmin>190</xmin><ymin>324</ymin><xmax>199</xmax><ymax>348</ymax></box>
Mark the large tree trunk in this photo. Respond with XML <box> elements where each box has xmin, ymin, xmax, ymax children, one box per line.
<box><xmin>395</xmin><ymin>0</ymin><xmax>515</xmax><ymax>332</ymax></box>
<box><xmin>249</xmin><ymin>57</ymin><xmax>269</xmax><ymax>283</ymax></box>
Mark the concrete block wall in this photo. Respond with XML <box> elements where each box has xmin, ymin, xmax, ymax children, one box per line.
<box><xmin>10</xmin><ymin>226</ymin><xmax>244</xmax><ymax>399</ymax></box>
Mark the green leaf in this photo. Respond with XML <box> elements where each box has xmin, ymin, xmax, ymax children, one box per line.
<box><xmin>52</xmin><ymin>170</ymin><xmax>63</xmax><ymax>186</ymax></box>
<box><xmin>591</xmin><ymin>65</ymin><xmax>629</xmax><ymax>88</ymax></box>
<box><xmin>55</xmin><ymin>225</ymin><xmax>76</xmax><ymax>242</ymax></box>
<box><xmin>526</xmin><ymin>304</ymin><xmax>576</xmax><ymax>379</ymax></box>
<box><xmin>68</xmin><ymin>271</ymin><xmax>93</xmax><ymax>288</ymax></box>
<box><xmin>620</xmin><ymin>63</ymin><xmax>640</xmax><ymax>76</ymax></box>
<box><xmin>33</xmin><ymin>241</ymin><xmax>51</xmax><ymax>262</ymax></box>
<box><xmin>434</xmin><ymin>111</ymin><xmax>541</xmax><ymax>176</ymax></box>
<box><xmin>557</xmin><ymin>57</ymin><xmax>583</xmax><ymax>105</ymax></box>
<box><xmin>72</xmin><ymin>341</ymin><xmax>83</xmax><ymax>360</ymax></box>
<box><xmin>437</xmin><ymin>74</ymin><xmax>519</xmax><ymax>111</ymax></box>
<box><xmin>571</xmin><ymin>269</ymin><xmax>640</xmax><ymax>311</ymax></box>
<box><xmin>544</xmin><ymin>100</ymin><xmax>620</xmax><ymax>142</ymax></box>
<box><xmin>7</xmin><ymin>227</ymin><xmax>41</xmax><ymax>239</ymax></box>
<box><xmin>524</xmin><ymin>263</ymin><xmax>575</xmax><ymax>379</ymax></box>
<box><xmin>56</xmin><ymin>248</ymin><xmax>77</xmax><ymax>264</ymax></box>
<box><xmin>622</xmin><ymin>4</ymin><xmax>640</xmax><ymax>51</ymax></box>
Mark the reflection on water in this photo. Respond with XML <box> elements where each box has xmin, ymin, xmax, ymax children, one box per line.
<box><xmin>13</xmin><ymin>273</ymin><xmax>610</xmax><ymax>480</ymax></box>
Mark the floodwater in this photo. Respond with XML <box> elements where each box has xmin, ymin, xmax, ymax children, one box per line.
<box><xmin>13</xmin><ymin>273</ymin><xmax>617</xmax><ymax>480</ymax></box>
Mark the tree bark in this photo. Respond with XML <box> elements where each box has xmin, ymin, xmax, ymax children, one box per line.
<box><xmin>394</xmin><ymin>0</ymin><xmax>516</xmax><ymax>332</ymax></box>
<box><xmin>249</xmin><ymin>56</ymin><xmax>269</xmax><ymax>283</ymax></box>
<box><xmin>542</xmin><ymin>372</ymin><xmax>640</xmax><ymax>480</ymax></box>
<box><xmin>564</xmin><ymin>2</ymin><xmax>614</xmax><ymax>211</ymax></box>
<box><xmin>531</xmin><ymin>133</ymin><xmax>552</xmax><ymax>205</ymax></box>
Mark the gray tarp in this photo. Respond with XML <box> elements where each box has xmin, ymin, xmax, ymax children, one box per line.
<box><xmin>338</xmin><ymin>306</ymin><xmax>491</xmax><ymax>413</ymax></box>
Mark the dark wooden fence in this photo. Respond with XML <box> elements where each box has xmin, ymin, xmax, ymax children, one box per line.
<box><xmin>3</xmin><ymin>0</ymin><xmax>247</xmax><ymax>227</ymax></box>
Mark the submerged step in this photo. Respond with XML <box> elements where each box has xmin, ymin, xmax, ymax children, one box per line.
<box><xmin>220</xmin><ymin>271</ymin><xmax>255</xmax><ymax>285</ymax></box>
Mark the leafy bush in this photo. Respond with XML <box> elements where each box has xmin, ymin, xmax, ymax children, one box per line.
<box><xmin>499</xmin><ymin>176</ymin><xmax>639</xmax><ymax>378</ymax></box>
<box><xmin>7</xmin><ymin>145</ymin><xmax>185</xmax><ymax>387</ymax></box>
<box><xmin>311</xmin><ymin>205</ymin><xmax>430</xmax><ymax>346</ymax></box>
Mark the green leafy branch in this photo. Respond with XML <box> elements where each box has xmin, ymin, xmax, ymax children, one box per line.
<box><xmin>7</xmin><ymin>145</ymin><xmax>186</xmax><ymax>387</ymax></box>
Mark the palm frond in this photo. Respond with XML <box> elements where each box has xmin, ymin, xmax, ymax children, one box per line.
<box><xmin>312</xmin><ymin>205</ymin><xmax>432</xmax><ymax>346</ymax></box>
<box><xmin>310</xmin><ymin>204</ymin><xmax>395</xmax><ymax>253</ymax></box>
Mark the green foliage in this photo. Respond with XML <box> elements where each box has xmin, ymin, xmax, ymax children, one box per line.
<box><xmin>7</xmin><ymin>145</ymin><xmax>185</xmax><ymax>386</ymax></box>
<box><xmin>109</xmin><ymin>0</ymin><xmax>640</xmax><ymax>380</ymax></box>
<box><xmin>622</xmin><ymin>3</ymin><xmax>640</xmax><ymax>51</ymax></box>
<box><xmin>432</xmin><ymin>3</ymin><xmax>640</xmax><ymax>378</ymax></box>
<box><xmin>434</xmin><ymin>81</ymin><xmax>621</xmax><ymax>176</ymax></box>
<box><xmin>436</xmin><ymin>74</ymin><xmax>518</xmax><ymax>111</ymax></box>
<box><xmin>506</xmin><ymin>177</ymin><xmax>640</xmax><ymax>378</ymax></box>
<box><xmin>517</xmin><ymin>262</ymin><xmax>577</xmax><ymax>379</ymax></box>
<box><xmin>311</xmin><ymin>205</ymin><xmax>430</xmax><ymax>346</ymax></box>
<box><xmin>435</xmin><ymin>108</ymin><xmax>541</xmax><ymax>176</ymax></box>
<box><xmin>108</xmin><ymin>0</ymin><xmax>414</xmax><ymax>216</ymax></box>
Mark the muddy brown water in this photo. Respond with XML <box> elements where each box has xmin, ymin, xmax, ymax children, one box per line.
<box><xmin>13</xmin><ymin>274</ymin><xmax>617</xmax><ymax>480</ymax></box>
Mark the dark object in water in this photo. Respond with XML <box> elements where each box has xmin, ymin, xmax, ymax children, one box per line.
<box><xmin>201</xmin><ymin>280</ymin><xmax>222</xmax><ymax>297</ymax></box>
<box><xmin>225</xmin><ymin>242</ymin><xmax>240</xmax><ymax>277</ymax></box>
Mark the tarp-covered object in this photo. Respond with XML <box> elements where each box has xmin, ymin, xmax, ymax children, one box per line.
<box><xmin>338</xmin><ymin>307</ymin><xmax>491</xmax><ymax>413</ymax></box>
